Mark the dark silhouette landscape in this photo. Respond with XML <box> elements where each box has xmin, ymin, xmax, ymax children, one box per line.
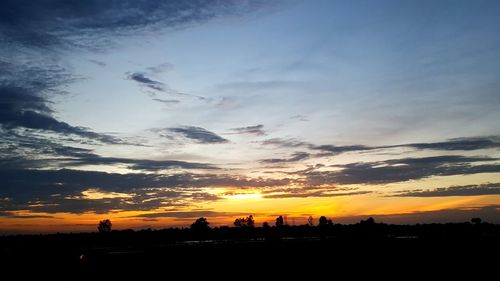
<box><xmin>2</xmin><ymin>216</ymin><xmax>499</xmax><ymax>275</ymax></box>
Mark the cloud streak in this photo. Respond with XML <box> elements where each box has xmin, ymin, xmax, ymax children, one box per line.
<box><xmin>392</xmin><ymin>183</ymin><xmax>500</xmax><ymax>197</ymax></box>
<box><xmin>229</xmin><ymin>124</ymin><xmax>266</xmax><ymax>136</ymax></box>
<box><xmin>260</xmin><ymin>152</ymin><xmax>310</xmax><ymax>164</ymax></box>
<box><xmin>165</xmin><ymin>126</ymin><xmax>228</xmax><ymax>144</ymax></box>
<box><xmin>302</xmin><ymin>156</ymin><xmax>500</xmax><ymax>185</ymax></box>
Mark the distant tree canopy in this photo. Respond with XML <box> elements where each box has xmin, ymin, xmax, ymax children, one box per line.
<box><xmin>318</xmin><ymin>216</ymin><xmax>333</xmax><ymax>227</ymax></box>
<box><xmin>234</xmin><ymin>215</ymin><xmax>255</xmax><ymax>227</ymax></box>
<box><xmin>275</xmin><ymin>216</ymin><xmax>284</xmax><ymax>227</ymax></box>
<box><xmin>471</xmin><ymin>218</ymin><xmax>482</xmax><ymax>225</ymax></box>
<box><xmin>98</xmin><ymin>219</ymin><xmax>112</xmax><ymax>233</ymax></box>
<box><xmin>360</xmin><ymin>217</ymin><xmax>376</xmax><ymax>225</ymax></box>
<box><xmin>191</xmin><ymin>217</ymin><xmax>210</xmax><ymax>231</ymax></box>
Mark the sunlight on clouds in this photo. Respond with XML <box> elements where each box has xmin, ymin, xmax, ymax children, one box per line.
<box><xmin>223</xmin><ymin>193</ymin><xmax>263</xmax><ymax>200</ymax></box>
<box><xmin>81</xmin><ymin>188</ymin><xmax>134</xmax><ymax>200</ymax></box>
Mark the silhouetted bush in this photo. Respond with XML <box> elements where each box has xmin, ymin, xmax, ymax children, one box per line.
<box><xmin>97</xmin><ymin>219</ymin><xmax>112</xmax><ymax>233</ymax></box>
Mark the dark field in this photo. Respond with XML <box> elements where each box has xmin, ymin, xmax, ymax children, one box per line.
<box><xmin>1</xmin><ymin>222</ymin><xmax>499</xmax><ymax>276</ymax></box>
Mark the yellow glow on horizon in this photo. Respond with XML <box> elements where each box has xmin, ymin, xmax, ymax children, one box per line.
<box><xmin>223</xmin><ymin>193</ymin><xmax>263</xmax><ymax>200</ymax></box>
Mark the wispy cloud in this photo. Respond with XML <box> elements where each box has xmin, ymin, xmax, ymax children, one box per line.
<box><xmin>127</xmin><ymin>71</ymin><xmax>207</xmax><ymax>102</ymax></box>
<box><xmin>229</xmin><ymin>124</ymin><xmax>266</xmax><ymax>136</ymax></box>
<box><xmin>163</xmin><ymin>126</ymin><xmax>228</xmax><ymax>144</ymax></box>
<box><xmin>128</xmin><ymin>72</ymin><xmax>166</xmax><ymax>92</ymax></box>
<box><xmin>260</xmin><ymin>152</ymin><xmax>310</xmax><ymax>164</ymax></box>
<box><xmin>302</xmin><ymin>156</ymin><xmax>500</xmax><ymax>185</ymax></box>
<box><xmin>392</xmin><ymin>183</ymin><xmax>500</xmax><ymax>197</ymax></box>
<box><xmin>0</xmin><ymin>86</ymin><xmax>126</xmax><ymax>144</ymax></box>
<box><xmin>261</xmin><ymin>138</ymin><xmax>310</xmax><ymax>148</ymax></box>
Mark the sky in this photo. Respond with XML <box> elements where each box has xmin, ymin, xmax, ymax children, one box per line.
<box><xmin>1</xmin><ymin>0</ymin><xmax>500</xmax><ymax>233</ymax></box>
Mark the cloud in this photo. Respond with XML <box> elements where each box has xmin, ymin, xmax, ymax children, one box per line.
<box><xmin>131</xmin><ymin>211</ymin><xmax>247</xmax><ymax>219</ymax></box>
<box><xmin>0</xmin><ymin>168</ymin><xmax>292</xmax><ymax>213</ymax></box>
<box><xmin>302</xmin><ymin>156</ymin><xmax>500</xmax><ymax>185</ymax></box>
<box><xmin>87</xmin><ymin>59</ymin><xmax>106</xmax><ymax>67</ymax></box>
<box><xmin>165</xmin><ymin>126</ymin><xmax>228</xmax><ymax>144</ymax></box>
<box><xmin>127</xmin><ymin>71</ymin><xmax>208</xmax><ymax>101</ymax></box>
<box><xmin>311</xmin><ymin>144</ymin><xmax>373</xmax><ymax>155</ymax></box>
<box><xmin>0</xmin><ymin>86</ymin><xmax>124</xmax><ymax>144</ymax></box>
<box><xmin>152</xmin><ymin>98</ymin><xmax>180</xmax><ymax>104</ymax></box>
<box><xmin>1</xmin><ymin>0</ymin><xmax>262</xmax><ymax>150</ymax></box>
<box><xmin>229</xmin><ymin>124</ymin><xmax>266</xmax><ymax>136</ymax></box>
<box><xmin>0</xmin><ymin>211</ymin><xmax>55</xmax><ymax>219</ymax></box>
<box><xmin>64</xmin><ymin>157</ymin><xmax>218</xmax><ymax>171</ymax></box>
<box><xmin>0</xmin><ymin>1</ymin><xmax>264</xmax><ymax>49</ymax></box>
<box><xmin>392</xmin><ymin>183</ymin><xmax>500</xmax><ymax>197</ymax></box>
<box><xmin>290</xmin><ymin>114</ymin><xmax>308</xmax><ymax>122</ymax></box>
<box><xmin>396</xmin><ymin>136</ymin><xmax>500</xmax><ymax>151</ymax></box>
<box><xmin>310</xmin><ymin>136</ymin><xmax>500</xmax><ymax>155</ymax></box>
<box><xmin>261</xmin><ymin>136</ymin><xmax>500</xmax><ymax>158</ymax></box>
<box><xmin>260</xmin><ymin>152</ymin><xmax>310</xmax><ymax>164</ymax></box>
<box><xmin>263</xmin><ymin>190</ymin><xmax>371</xmax><ymax>199</ymax></box>
<box><xmin>128</xmin><ymin>72</ymin><xmax>166</xmax><ymax>92</ymax></box>
<box><xmin>261</xmin><ymin>138</ymin><xmax>310</xmax><ymax>148</ymax></box>
<box><xmin>147</xmin><ymin>62</ymin><xmax>174</xmax><ymax>74</ymax></box>
<box><xmin>0</xmin><ymin>129</ymin><xmax>214</xmax><ymax>171</ymax></box>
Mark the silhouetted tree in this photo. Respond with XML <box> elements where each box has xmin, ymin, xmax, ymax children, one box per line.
<box><xmin>471</xmin><ymin>218</ymin><xmax>482</xmax><ymax>225</ymax></box>
<box><xmin>98</xmin><ymin>219</ymin><xmax>112</xmax><ymax>233</ymax></box>
<box><xmin>318</xmin><ymin>216</ymin><xmax>333</xmax><ymax>227</ymax></box>
<box><xmin>247</xmin><ymin>215</ymin><xmax>255</xmax><ymax>227</ymax></box>
<box><xmin>191</xmin><ymin>217</ymin><xmax>210</xmax><ymax>231</ymax></box>
<box><xmin>262</xmin><ymin>222</ymin><xmax>270</xmax><ymax>228</ymax></box>
<box><xmin>234</xmin><ymin>215</ymin><xmax>255</xmax><ymax>227</ymax></box>
<box><xmin>275</xmin><ymin>216</ymin><xmax>284</xmax><ymax>227</ymax></box>
<box><xmin>307</xmin><ymin>216</ymin><xmax>314</xmax><ymax>227</ymax></box>
<box><xmin>360</xmin><ymin>217</ymin><xmax>375</xmax><ymax>225</ymax></box>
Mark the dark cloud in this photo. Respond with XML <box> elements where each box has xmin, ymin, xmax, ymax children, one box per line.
<box><xmin>166</xmin><ymin>126</ymin><xmax>228</xmax><ymax>144</ymax></box>
<box><xmin>64</xmin><ymin>156</ymin><xmax>218</xmax><ymax>171</ymax></box>
<box><xmin>396</xmin><ymin>136</ymin><xmax>500</xmax><ymax>151</ymax></box>
<box><xmin>87</xmin><ymin>59</ymin><xmax>106</xmax><ymax>67</ymax></box>
<box><xmin>127</xmin><ymin>71</ymin><xmax>208</xmax><ymax>101</ymax></box>
<box><xmin>0</xmin><ymin>86</ymin><xmax>124</xmax><ymax>144</ymax></box>
<box><xmin>261</xmin><ymin>138</ymin><xmax>310</xmax><ymax>148</ymax></box>
<box><xmin>311</xmin><ymin>136</ymin><xmax>500</xmax><ymax>156</ymax></box>
<box><xmin>0</xmin><ymin>0</ymin><xmax>264</xmax><ymax>49</ymax></box>
<box><xmin>128</xmin><ymin>72</ymin><xmax>166</xmax><ymax>92</ymax></box>
<box><xmin>261</xmin><ymin>136</ymin><xmax>500</xmax><ymax>158</ymax></box>
<box><xmin>1</xmin><ymin>0</ymin><xmax>263</xmax><ymax>153</ymax></box>
<box><xmin>152</xmin><ymin>98</ymin><xmax>180</xmax><ymax>104</ymax></box>
<box><xmin>0</xmin><ymin>168</ymin><xmax>292</xmax><ymax>213</ymax></box>
<box><xmin>0</xmin><ymin>129</ymin><xmax>214</xmax><ymax>171</ymax></box>
<box><xmin>311</xmin><ymin>144</ymin><xmax>373</xmax><ymax>155</ymax></box>
<box><xmin>260</xmin><ymin>152</ymin><xmax>310</xmax><ymax>164</ymax></box>
<box><xmin>303</xmin><ymin>156</ymin><xmax>500</xmax><ymax>185</ymax></box>
<box><xmin>230</xmin><ymin>124</ymin><xmax>266</xmax><ymax>136</ymax></box>
<box><xmin>392</xmin><ymin>183</ymin><xmax>500</xmax><ymax>197</ymax></box>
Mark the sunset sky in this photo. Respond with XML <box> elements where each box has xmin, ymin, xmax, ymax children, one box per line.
<box><xmin>1</xmin><ymin>0</ymin><xmax>500</xmax><ymax>233</ymax></box>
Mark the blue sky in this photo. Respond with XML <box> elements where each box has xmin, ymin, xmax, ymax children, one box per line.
<box><xmin>1</xmin><ymin>0</ymin><xmax>500</xmax><ymax>231</ymax></box>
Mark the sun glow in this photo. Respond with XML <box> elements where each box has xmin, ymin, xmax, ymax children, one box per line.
<box><xmin>223</xmin><ymin>193</ymin><xmax>263</xmax><ymax>200</ymax></box>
